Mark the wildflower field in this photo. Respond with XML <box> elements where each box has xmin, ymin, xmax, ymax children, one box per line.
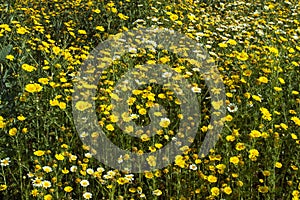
<box><xmin>0</xmin><ymin>0</ymin><xmax>300</xmax><ymax>199</ymax></box>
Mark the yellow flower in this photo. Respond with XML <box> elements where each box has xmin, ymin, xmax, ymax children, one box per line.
<box><xmin>280</xmin><ymin>123</ymin><xmax>288</xmax><ymax>130</ymax></box>
<box><xmin>268</xmin><ymin>46</ymin><xmax>279</xmax><ymax>55</ymax></box>
<box><xmin>291</xmin><ymin>133</ymin><xmax>298</xmax><ymax>140</ymax></box>
<box><xmin>9</xmin><ymin>127</ymin><xmax>17</xmax><ymax>136</ymax></box>
<box><xmin>257</xmin><ymin>76</ymin><xmax>268</xmax><ymax>84</ymax></box>
<box><xmin>237</xmin><ymin>181</ymin><xmax>243</xmax><ymax>187</ymax></box>
<box><xmin>252</xmin><ymin>95</ymin><xmax>261</xmax><ymax>102</ymax></box>
<box><xmin>159</xmin><ymin>118</ymin><xmax>170</xmax><ymax>128</ymax></box>
<box><xmin>0</xmin><ymin>184</ymin><xmax>7</xmax><ymax>191</ymax></box>
<box><xmin>0</xmin><ymin>119</ymin><xmax>5</xmax><ymax>128</ymax></box>
<box><xmin>144</xmin><ymin>171</ymin><xmax>154</xmax><ymax>179</ymax></box>
<box><xmin>55</xmin><ymin>153</ymin><xmax>64</xmax><ymax>161</ymax></box>
<box><xmin>22</xmin><ymin>64</ymin><xmax>36</xmax><ymax>72</ymax></box>
<box><xmin>96</xmin><ymin>26</ymin><xmax>105</xmax><ymax>31</ymax></box>
<box><xmin>230</xmin><ymin>156</ymin><xmax>239</xmax><ymax>165</ymax></box>
<box><xmin>249</xmin><ymin>130</ymin><xmax>261</xmax><ymax>138</ymax></box>
<box><xmin>236</xmin><ymin>143</ymin><xmax>246</xmax><ymax>151</ymax></box>
<box><xmin>75</xmin><ymin>101</ymin><xmax>92</xmax><ymax>111</ymax></box>
<box><xmin>275</xmin><ymin>162</ymin><xmax>282</xmax><ymax>168</ymax></box>
<box><xmin>258</xmin><ymin>185</ymin><xmax>269</xmax><ymax>193</ymax></box>
<box><xmin>170</xmin><ymin>13</ymin><xmax>179</xmax><ymax>21</ymax></box>
<box><xmin>141</xmin><ymin>134</ymin><xmax>150</xmax><ymax>142</ymax></box>
<box><xmin>64</xmin><ymin>186</ymin><xmax>73</xmax><ymax>192</ymax></box>
<box><xmin>22</xmin><ymin>128</ymin><xmax>28</xmax><ymax>134</ymax></box>
<box><xmin>38</xmin><ymin>78</ymin><xmax>49</xmax><ymax>85</ymax></box>
<box><xmin>146</xmin><ymin>60</ymin><xmax>156</xmax><ymax>64</ymax></box>
<box><xmin>278</xmin><ymin>77</ymin><xmax>285</xmax><ymax>84</ymax></box>
<box><xmin>109</xmin><ymin>115</ymin><xmax>119</xmax><ymax>123</ymax></box>
<box><xmin>262</xmin><ymin>170</ymin><xmax>271</xmax><ymax>176</ymax></box>
<box><xmin>159</xmin><ymin>56</ymin><xmax>170</xmax><ymax>63</ymax></box>
<box><xmin>218</xmin><ymin>43</ymin><xmax>228</xmax><ymax>48</ymax></box>
<box><xmin>111</xmin><ymin>7</ymin><xmax>117</xmax><ymax>13</ymax></box>
<box><xmin>52</xmin><ymin>46</ymin><xmax>61</xmax><ymax>55</ymax></box>
<box><xmin>93</xmin><ymin>9</ymin><xmax>101</xmax><ymax>14</ymax></box>
<box><xmin>207</xmin><ymin>175</ymin><xmax>217</xmax><ymax>183</ymax></box>
<box><xmin>6</xmin><ymin>54</ymin><xmax>14</xmax><ymax>61</ymax></box>
<box><xmin>117</xmin><ymin>177</ymin><xmax>129</xmax><ymax>185</ymax></box>
<box><xmin>227</xmin><ymin>39</ymin><xmax>237</xmax><ymax>45</ymax></box>
<box><xmin>211</xmin><ymin>100</ymin><xmax>223</xmax><ymax>109</ymax></box>
<box><xmin>17</xmin><ymin>115</ymin><xmax>26</xmax><ymax>121</ymax></box>
<box><xmin>106</xmin><ymin>124</ymin><xmax>114</xmax><ymax>131</ymax></box>
<box><xmin>146</xmin><ymin>156</ymin><xmax>156</xmax><ymax>167</ymax></box>
<box><xmin>78</xmin><ymin>30</ymin><xmax>87</xmax><ymax>34</ymax></box>
<box><xmin>17</xmin><ymin>27</ymin><xmax>28</xmax><ymax>34</ymax></box>
<box><xmin>44</xmin><ymin>194</ymin><xmax>52</xmax><ymax>200</ymax></box>
<box><xmin>59</xmin><ymin>102</ymin><xmax>66</xmax><ymax>110</ymax></box>
<box><xmin>107</xmin><ymin>2</ymin><xmax>115</xmax><ymax>7</ymax></box>
<box><xmin>155</xmin><ymin>143</ymin><xmax>163</xmax><ymax>149</ymax></box>
<box><xmin>249</xmin><ymin>149</ymin><xmax>259</xmax><ymax>161</ymax></box>
<box><xmin>291</xmin><ymin>116</ymin><xmax>300</xmax><ymax>126</ymax></box>
<box><xmin>153</xmin><ymin>189</ymin><xmax>162</xmax><ymax>196</ymax></box>
<box><xmin>25</xmin><ymin>83</ymin><xmax>43</xmax><ymax>93</ymax></box>
<box><xmin>223</xmin><ymin>186</ymin><xmax>232</xmax><ymax>195</ymax></box>
<box><xmin>62</xmin><ymin>167</ymin><xmax>69</xmax><ymax>174</ymax></box>
<box><xmin>118</xmin><ymin>13</ymin><xmax>129</xmax><ymax>20</ymax></box>
<box><xmin>260</xmin><ymin>107</ymin><xmax>272</xmax><ymax>121</ymax></box>
<box><xmin>211</xmin><ymin>187</ymin><xmax>220</xmax><ymax>196</ymax></box>
<box><xmin>0</xmin><ymin>24</ymin><xmax>11</xmax><ymax>31</ymax></box>
<box><xmin>225</xmin><ymin>115</ymin><xmax>233</xmax><ymax>122</ymax></box>
<box><xmin>60</xmin><ymin>77</ymin><xmax>67</xmax><ymax>83</ymax></box>
<box><xmin>138</xmin><ymin>108</ymin><xmax>147</xmax><ymax>115</ymax></box>
<box><xmin>34</xmin><ymin>150</ymin><xmax>45</xmax><ymax>156</ymax></box>
<box><xmin>174</xmin><ymin>155</ymin><xmax>186</xmax><ymax>168</ymax></box>
<box><xmin>226</xmin><ymin>135</ymin><xmax>235</xmax><ymax>142</ymax></box>
<box><xmin>50</xmin><ymin>99</ymin><xmax>59</xmax><ymax>106</ymax></box>
<box><xmin>236</xmin><ymin>51</ymin><xmax>249</xmax><ymax>61</ymax></box>
<box><xmin>274</xmin><ymin>87</ymin><xmax>282</xmax><ymax>92</ymax></box>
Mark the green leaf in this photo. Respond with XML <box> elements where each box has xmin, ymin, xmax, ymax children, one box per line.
<box><xmin>0</xmin><ymin>44</ymin><xmax>13</xmax><ymax>62</ymax></box>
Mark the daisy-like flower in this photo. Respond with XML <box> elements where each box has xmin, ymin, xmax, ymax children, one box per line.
<box><xmin>128</xmin><ymin>47</ymin><xmax>137</xmax><ymax>53</ymax></box>
<box><xmin>159</xmin><ymin>117</ymin><xmax>171</xmax><ymax>128</ymax></box>
<box><xmin>97</xmin><ymin>167</ymin><xmax>105</xmax><ymax>173</ymax></box>
<box><xmin>86</xmin><ymin>168</ymin><xmax>94</xmax><ymax>175</ymax></box>
<box><xmin>27</xmin><ymin>172</ymin><xmax>34</xmax><ymax>178</ymax></box>
<box><xmin>107</xmin><ymin>170</ymin><xmax>116</xmax><ymax>177</ymax></box>
<box><xmin>42</xmin><ymin>180</ymin><xmax>52</xmax><ymax>189</ymax></box>
<box><xmin>227</xmin><ymin>103</ymin><xmax>238</xmax><ymax>113</ymax></box>
<box><xmin>191</xmin><ymin>86</ymin><xmax>202</xmax><ymax>93</ymax></box>
<box><xmin>103</xmin><ymin>174</ymin><xmax>113</xmax><ymax>179</ymax></box>
<box><xmin>83</xmin><ymin>192</ymin><xmax>92</xmax><ymax>199</ymax></box>
<box><xmin>32</xmin><ymin>177</ymin><xmax>43</xmax><ymax>187</ymax></box>
<box><xmin>42</xmin><ymin>166</ymin><xmax>52</xmax><ymax>173</ymax></box>
<box><xmin>153</xmin><ymin>189</ymin><xmax>162</xmax><ymax>196</ymax></box>
<box><xmin>125</xmin><ymin>174</ymin><xmax>134</xmax><ymax>182</ymax></box>
<box><xmin>70</xmin><ymin>166</ymin><xmax>78</xmax><ymax>172</ymax></box>
<box><xmin>85</xmin><ymin>153</ymin><xmax>92</xmax><ymax>158</ymax></box>
<box><xmin>162</xmin><ymin>71</ymin><xmax>172</xmax><ymax>78</ymax></box>
<box><xmin>0</xmin><ymin>157</ymin><xmax>10</xmax><ymax>166</ymax></box>
<box><xmin>80</xmin><ymin>180</ymin><xmax>90</xmax><ymax>187</ymax></box>
<box><xmin>189</xmin><ymin>164</ymin><xmax>197</xmax><ymax>170</ymax></box>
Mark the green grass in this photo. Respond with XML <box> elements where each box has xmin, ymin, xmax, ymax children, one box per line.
<box><xmin>0</xmin><ymin>0</ymin><xmax>300</xmax><ymax>199</ymax></box>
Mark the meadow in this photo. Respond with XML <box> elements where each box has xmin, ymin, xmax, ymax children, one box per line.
<box><xmin>0</xmin><ymin>0</ymin><xmax>300</xmax><ymax>199</ymax></box>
